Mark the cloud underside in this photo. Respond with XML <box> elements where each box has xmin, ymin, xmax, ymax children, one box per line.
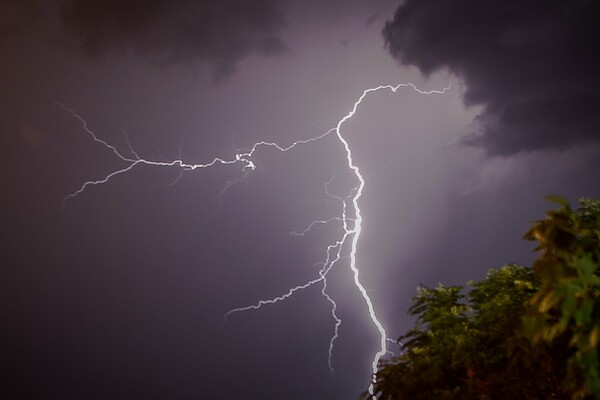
<box><xmin>383</xmin><ymin>0</ymin><xmax>600</xmax><ymax>156</ymax></box>
<box><xmin>59</xmin><ymin>0</ymin><xmax>287</xmax><ymax>78</ymax></box>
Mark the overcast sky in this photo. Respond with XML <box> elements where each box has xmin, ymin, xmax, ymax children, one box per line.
<box><xmin>2</xmin><ymin>1</ymin><xmax>600</xmax><ymax>399</ymax></box>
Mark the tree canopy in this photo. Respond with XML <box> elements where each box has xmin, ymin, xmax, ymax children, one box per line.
<box><xmin>367</xmin><ymin>198</ymin><xmax>600</xmax><ymax>399</ymax></box>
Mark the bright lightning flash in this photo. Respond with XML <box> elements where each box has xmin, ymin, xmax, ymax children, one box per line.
<box><xmin>62</xmin><ymin>82</ymin><xmax>450</xmax><ymax>398</ymax></box>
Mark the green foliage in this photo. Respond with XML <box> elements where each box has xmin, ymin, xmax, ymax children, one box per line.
<box><xmin>367</xmin><ymin>264</ymin><xmax>568</xmax><ymax>400</ymax></box>
<box><xmin>367</xmin><ymin>198</ymin><xmax>600</xmax><ymax>400</ymax></box>
<box><xmin>523</xmin><ymin>197</ymin><xmax>600</xmax><ymax>398</ymax></box>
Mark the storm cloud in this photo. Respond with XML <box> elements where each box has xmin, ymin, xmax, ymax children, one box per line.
<box><xmin>383</xmin><ymin>0</ymin><xmax>600</xmax><ymax>156</ymax></box>
<box><xmin>59</xmin><ymin>0</ymin><xmax>287</xmax><ymax>77</ymax></box>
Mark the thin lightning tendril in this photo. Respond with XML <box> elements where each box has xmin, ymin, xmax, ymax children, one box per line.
<box><xmin>62</xmin><ymin>82</ymin><xmax>450</xmax><ymax>399</ymax></box>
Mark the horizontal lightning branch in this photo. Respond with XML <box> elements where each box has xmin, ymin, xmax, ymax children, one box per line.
<box><xmin>60</xmin><ymin>101</ymin><xmax>335</xmax><ymax>205</ymax></box>
<box><xmin>290</xmin><ymin>217</ymin><xmax>342</xmax><ymax>237</ymax></box>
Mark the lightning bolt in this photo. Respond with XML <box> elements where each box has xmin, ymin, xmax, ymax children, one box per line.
<box><xmin>62</xmin><ymin>82</ymin><xmax>450</xmax><ymax>398</ymax></box>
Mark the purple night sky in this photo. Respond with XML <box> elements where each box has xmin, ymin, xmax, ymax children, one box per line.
<box><xmin>2</xmin><ymin>1</ymin><xmax>600</xmax><ymax>399</ymax></box>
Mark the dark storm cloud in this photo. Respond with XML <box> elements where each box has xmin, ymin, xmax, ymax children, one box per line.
<box><xmin>59</xmin><ymin>0</ymin><xmax>287</xmax><ymax>77</ymax></box>
<box><xmin>383</xmin><ymin>0</ymin><xmax>600</xmax><ymax>156</ymax></box>
<box><xmin>0</xmin><ymin>0</ymin><xmax>47</xmax><ymax>53</ymax></box>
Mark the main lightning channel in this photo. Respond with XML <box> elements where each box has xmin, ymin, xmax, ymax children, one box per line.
<box><xmin>62</xmin><ymin>82</ymin><xmax>449</xmax><ymax>399</ymax></box>
<box><xmin>333</xmin><ymin>82</ymin><xmax>450</xmax><ymax>396</ymax></box>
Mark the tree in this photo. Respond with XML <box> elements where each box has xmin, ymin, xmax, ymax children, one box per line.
<box><xmin>368</xmin><ymin>198</ymin><xmax>600</xmax><ymax>399</ymax></box>
<box><xmin>523</xmin><ymin>197</ymin><xmax>600</xmax><ymax>398</ymax></box>
<box><xmin>366</xmin><ymin>264</ymin><xmax>568</xmax><ymax>399</ymax></box>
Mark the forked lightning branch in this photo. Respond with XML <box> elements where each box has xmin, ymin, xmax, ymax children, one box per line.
<box><xmin>62</xmin><ymin>82</ymin><xmax>449</xmax><ymax>398</ymax></box>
